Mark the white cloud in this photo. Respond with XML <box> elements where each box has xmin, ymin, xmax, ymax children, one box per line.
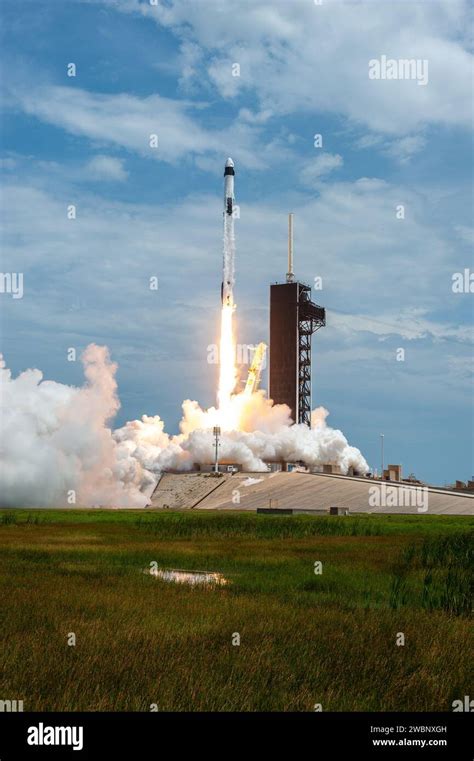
<box><xmin>329</xmin><ymin>309</ymin><xmax>472</xmax><ymax>344</ymax></box>
<box><xmin>15</xmin><ymin>85</ymin><xmax>267</xmax><ymax>170</ymax></box>
<box><xmin>300</xmin><ymin>152</ymin><xmax>343</xmax><ymax>186</ymax></box>
<box><xmin>238</xmin><ymin>108</ymin><xmax>273</xmax><ymax>124</ymax></box>
<box><xmin>356</xmin><ymin>133</ymin><xmax>427</xmax><ymax>165</ymax></box>
<box><xmin>455</xmin><ymin>225</ymin><xmax>474</xmax><ymax>245</ymax></box>
<box><xmin>386</xmin><ymin>135</ymin><xmax>427</xmax><ymax>164</ymax></box>
<box><xmin>2</xmin><ymin>164</ymin><xmax>470</xmax><ymax>357</ymax></box>
<box><xmin>84</xmin><ymin>155</ymin><xmax>128</xmax><ymax>182</ymax></box>
<box><xmin>104</xmin><ymin>0</ymin><xmax>473</xmax><ymax>136</ymax></box>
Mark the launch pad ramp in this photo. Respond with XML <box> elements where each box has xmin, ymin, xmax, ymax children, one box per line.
<box><xmin>149</xmin><ymin>472</ymin><xmax>230</xmax><ymax>509</ymax></box>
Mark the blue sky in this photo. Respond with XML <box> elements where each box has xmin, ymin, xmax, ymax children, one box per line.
<box><xmin>1</xmin><ymin>0</ymin><xmax>473</xmax><ymax>484</ymax></box>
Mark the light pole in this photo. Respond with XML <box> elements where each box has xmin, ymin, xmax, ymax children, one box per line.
<box><xmin>380</xmin><ymin>433</ymin><xmax>384</xmax><ymax>480</ymax></box>
<box><xmin>213</xmin><ymin>426</ymin><xmax>221</xmax><ymax>473</ymax></box>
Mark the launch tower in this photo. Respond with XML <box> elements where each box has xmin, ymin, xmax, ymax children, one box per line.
<box><xmin>269</xmin><ymin>214</ymin><xmax>325</xmax><ymax>426</ymax></box>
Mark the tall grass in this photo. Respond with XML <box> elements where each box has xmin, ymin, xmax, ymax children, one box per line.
<box><xmin>0</xmin><ymin>512</ymin><xmax>472</xmax><ymax>710</ymax></box>
<box><xmin>135</xmin><ymin>512</ymin><xmax>390</xmax><ymax>538</ymax></box>
<box><xmin>1</xmin><ymin>512</ymin><xmax>17</xmax><ymax>525</ymax></box>
<box><xmin>1</xmin><ymin>508</ymin><xmax>473</xmax><ymax>537</ymax></box>
<box><xmin>390</xmin><ymin>532</ymin><xmax>473</xmax><ymax>616</ymax></box>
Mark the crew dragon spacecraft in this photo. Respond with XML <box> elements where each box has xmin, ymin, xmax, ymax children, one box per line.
<box><xmin>221</xmin><ymin>157</ymin><xmax>236</xmax><ymax>307</ymax></box>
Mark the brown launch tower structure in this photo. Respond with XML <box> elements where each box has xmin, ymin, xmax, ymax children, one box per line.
<box><xmin>269</xmin><ymin>215</ymin><xmax>325</xmax><ymax>426</ymax></box>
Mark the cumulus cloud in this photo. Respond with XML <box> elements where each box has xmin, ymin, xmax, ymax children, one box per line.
<box><xmin>1</xmin><ymin>169</ymin><xmax>470</xmax><ymax>383</ymax></box>
<box><xmin>19</xmin><ymin>0</ymin><xmax>469</xmax><ymax>174</ymax></box>
<box><xmin>300</xmin><ymin>153</ymin><xmax>343</xmax><ymax>186</ymax></box>
<box><xmin>384</xmin><ymin>135</ymin><xmax>427</xmax><ymax>164</ymax></box>
<box><xmin>14</xmin><ymin>85</ymin><xmax>267</xmax><ymax>169</ymax></box>
<box><xmin>356</xmin><ymin>133</ymin><xmax>427</xmax><ymax>165</ymax></box>
<box><xmin>329</xmin><ymin>309</ymin><xmax>473</xmax><ymax>344</ymax></box>
<box><xmin>84</xmin><ymin>155</ymin><xmax>128</xmax><ymax>182</ymax></box>
<box><xmin>105</xmin><ymin>0</ymin><xmax>473</xmax><ymax>135</ymax></box>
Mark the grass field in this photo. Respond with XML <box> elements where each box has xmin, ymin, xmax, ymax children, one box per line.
<box><xmin>0</xmin><ymin>509</ymin><xmax>472</xmax><ymax>712</ymax></box>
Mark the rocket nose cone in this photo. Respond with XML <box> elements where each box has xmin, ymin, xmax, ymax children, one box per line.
<box><xmin>225</xmin><ymin>157</ymin><xmax>234</xmax><ymax>168</ymax></box>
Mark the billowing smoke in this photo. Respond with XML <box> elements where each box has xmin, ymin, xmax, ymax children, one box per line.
<box><xmin>116</xmin><ymin>394</ymin><xmax>369</xmax><ymax>476</ymax></box>
<box><xmin>0</xmin><ymin>345</ymin><xmax>152</xmax><ymax>508</ymax></box>
<box><xmin>0</xmin><ymin>345</ymin><xmax>369</xmax><ymax>507</ymax></box>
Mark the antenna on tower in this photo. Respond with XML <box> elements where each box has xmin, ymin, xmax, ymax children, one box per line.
<box><xmin>286</xmin><ymin>212</ymin><xmax>295</xmax><ymax>283</ymax></box>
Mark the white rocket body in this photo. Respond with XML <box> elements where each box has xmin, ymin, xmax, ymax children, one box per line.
<box><xmin>221</xmin><ymin>157</ymin><xmax>235</xmax><ymax>307</ymax></box>
<box><xmin>224</xmin><ymin>158</ymin><xmax>235</xmax><ymax>216</ymax></box>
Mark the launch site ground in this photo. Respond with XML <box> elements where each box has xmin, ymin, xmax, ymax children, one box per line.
<box><xmin>150</xmin><ymin>471</ymin><xmax>474</xmax><ymax>514</ymax></box>
<box><xmin>0</xmin><ymin>509</ymin><xmax>472</xmax><ymax>711</ymax></box>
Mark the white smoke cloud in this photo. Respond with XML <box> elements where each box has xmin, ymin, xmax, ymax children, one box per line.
<box><xmin>0</xmin><ymin>345</ymin><xmax>369</xmax><ymax>507</ymax></box>
<box><xmin>0</xmin><ymin>345</ymin><xmax>151</xmax><ymax>508</ymax></box>
<box><xmin>114</xmin><ymin>384</ymin><xmax>370</xmax><ymax>478</ymax></box>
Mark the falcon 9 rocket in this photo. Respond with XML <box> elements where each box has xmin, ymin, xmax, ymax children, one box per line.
<box><xmin>221</xmin><ymin>157</ymin><xmax>235</xmax><ymax>307</ymax></box>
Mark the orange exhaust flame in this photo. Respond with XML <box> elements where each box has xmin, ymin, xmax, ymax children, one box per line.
<box><xmin>217</xmin><ymin>303</ymin><xmax>238</xmax><ymax>429</ymax></box>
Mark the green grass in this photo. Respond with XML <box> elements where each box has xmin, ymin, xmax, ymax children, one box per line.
<box><xmin>0</xmin><ymin>509</ymin><xmax>472</xmax><ymax>712</ymax></box>
<box><xmin>389</xmin><ymin>532</ymin><xmax>473</xmax><ymax>616</ymax></box>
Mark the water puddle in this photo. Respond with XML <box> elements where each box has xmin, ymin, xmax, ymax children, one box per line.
<box><xmin>148</xmin><ymin>568</ymin><xmax>228</xmax><ymax>586</ymax></box>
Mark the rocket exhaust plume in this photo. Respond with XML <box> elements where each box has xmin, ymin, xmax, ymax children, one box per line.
<box><xmin>0</xmin><ymin>346</ymin><xmax>369</xmax><ymax>507</ymax></box>
<box><xmin>0</xmin><ymin>346</ymin><xmax>152</xmax><ymax>508</ymax></box>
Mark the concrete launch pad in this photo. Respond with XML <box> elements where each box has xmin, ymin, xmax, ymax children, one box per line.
<box><xmin>149</xmin><ymin>471</ymin><xmax>474</xmax><ymax>515</ymax></box>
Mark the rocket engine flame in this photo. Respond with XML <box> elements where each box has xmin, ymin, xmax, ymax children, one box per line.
<box><xmin>217</xmin><ymin>303</ymin><xmax>238</xmax><ymax>429</ymax></box>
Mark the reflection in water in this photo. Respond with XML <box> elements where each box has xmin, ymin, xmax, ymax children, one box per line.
<box><xmin>149</xmin><ymin>568</ymin><xmax>228</xmax><ymax>586</ymax></box>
